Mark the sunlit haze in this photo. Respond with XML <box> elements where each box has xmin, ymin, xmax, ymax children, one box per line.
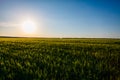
<box><xmin>0</xmin><ymin>0</ymin><xmax>120</xmax><ymax>38</ymax></box>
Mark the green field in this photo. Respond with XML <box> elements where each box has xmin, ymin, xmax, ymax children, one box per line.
<box><xmin>0</xmin><ymin>38</ymin><xmax>120</xmax><ymax>80</ymax></box>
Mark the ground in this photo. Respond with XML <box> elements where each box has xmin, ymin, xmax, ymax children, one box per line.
<box><xmin>0</xmin><ymin>38</ymin><xmax>120</xmax><ymax>80</ymax></box>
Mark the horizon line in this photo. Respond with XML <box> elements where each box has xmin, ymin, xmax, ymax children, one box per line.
<box><xmin>0</xmin><ymin>36</ymin><xmax>120</xmax><ymax>39</ymax></box>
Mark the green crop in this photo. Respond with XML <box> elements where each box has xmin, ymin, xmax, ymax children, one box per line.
<box><xmin>0</xmin><ymin>38</ymin><xmax>120</xmax><ymax>80</ymax></box>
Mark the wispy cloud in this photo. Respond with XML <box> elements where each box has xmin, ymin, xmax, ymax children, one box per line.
<box><xmin>0</xmin><ymin>22</ymin><xmax>20</xmax><ymax>27</ymax></box>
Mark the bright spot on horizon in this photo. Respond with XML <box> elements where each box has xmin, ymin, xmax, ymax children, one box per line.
<box><xmin>21</xmin><ymin>19</ymin><xmax>36</xmax><ymax>34</ymax></box>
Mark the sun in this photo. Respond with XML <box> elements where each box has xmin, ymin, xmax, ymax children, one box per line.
<box><xmin>21</xmin><ymin>20</ymin><xmax>36</xmax><ymax>34</ymax></box>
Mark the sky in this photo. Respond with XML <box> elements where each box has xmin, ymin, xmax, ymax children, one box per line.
<box><xmin>0</xmin><ymin>0</ymin><xmax>120</xmax><ymax>38</ymax></box>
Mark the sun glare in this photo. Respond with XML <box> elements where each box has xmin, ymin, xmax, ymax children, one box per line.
<box><xmin>21</xmin><ymin>20</ymin><xmax>36</xmax><ymax>34</ymax></box>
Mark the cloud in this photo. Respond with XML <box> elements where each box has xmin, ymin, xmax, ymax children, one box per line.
<box><xmin>0</xmin><ymin>22</ymin><xmax>20</xmax><ymax>27</ymax></box>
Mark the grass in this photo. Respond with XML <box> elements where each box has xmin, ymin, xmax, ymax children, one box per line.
<box><xmin>0</xmin><ymin>38</ymin><xmax>120</xmax><ymax>80</ymax></box>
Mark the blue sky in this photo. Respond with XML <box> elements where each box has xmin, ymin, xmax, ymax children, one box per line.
<box><xmin>0</xmin><ymin>0</ymin><xmax>120</xmax><ymax>38</ymax></box>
